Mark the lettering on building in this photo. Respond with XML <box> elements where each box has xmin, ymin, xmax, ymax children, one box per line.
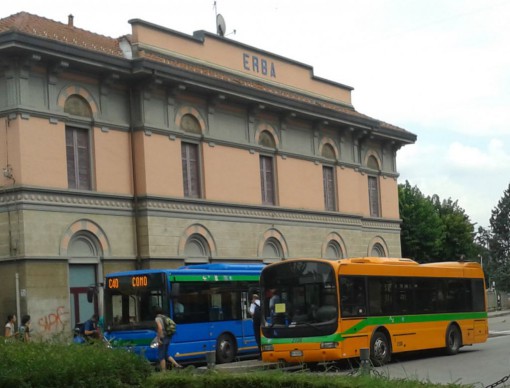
<box><xmin>242</xmin><ymin>53</ymin><xmax>276</xmax><ymax>78</ymax></box>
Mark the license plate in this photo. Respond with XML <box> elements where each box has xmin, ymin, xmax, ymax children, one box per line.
<box><xmin>290</xmin><ymin>350</ymin><xmax>303</xmax><ymax>357</ymax></box>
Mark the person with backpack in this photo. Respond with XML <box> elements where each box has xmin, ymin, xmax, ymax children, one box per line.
<box><xmin>154</xmin><ymin>307</ymin><xmax>182</xmax><ymax>371</ymax></box>
<box><xmin>19</xmin><ymin>315</ymin><xmax>31</xmax><ymax>342</ymax></box>
<box><xmin>249</xmin><ymin>294</ymin><xmax>261</xmax><ymax>357</ymax></box>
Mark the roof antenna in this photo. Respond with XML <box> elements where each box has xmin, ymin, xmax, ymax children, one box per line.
<box><xmin>213</xmin><ymin>1</ymin><xmax>235</xmax><ymax>37</ymax></box>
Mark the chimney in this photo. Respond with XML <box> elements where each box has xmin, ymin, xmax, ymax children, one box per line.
<box><xmin>68</xmin><ymin>14</ymin><xmax>74</xmax><ymax>27</ymax></box>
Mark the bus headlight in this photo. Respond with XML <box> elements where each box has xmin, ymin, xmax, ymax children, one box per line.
<box><xmin>320</xmin><ymin>342</ymin><xmax>338</xmax><ymax>349</ymax></box>
<box><xmin>262</xmin><ymin>344</ymin><xmax>274</xmax><ymax>351</ymax></box>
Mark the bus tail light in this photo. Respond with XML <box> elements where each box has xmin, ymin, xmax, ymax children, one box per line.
<box><xmin>262</xmin><ymin>344</ymin><xmax>274</xmax><ymax>351</ymax></box>
<box><xmin>320</xmin><ymin>342</ymin><xmax>338</xmax><ymax>349</ymax></box>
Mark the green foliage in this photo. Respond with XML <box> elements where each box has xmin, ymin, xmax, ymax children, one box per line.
<box><xmin>0</xmin><ymin>342</ymin><xmax>472</xmax><ymax>388</ymax></box>
<box><xmin>431</xmin><ymin>196</ymin><xmax>477</xmax><ymax>260</ymax></box>
<box><xmin>487</xmin><ymin>183</ymin><xmax>510</xmax><ymax>291</ymax></box>
<box><xmin>146</xmin><ymin>369</ymin><xmax>471</xmax><ymax>388</ymax></box>
<box><xmin>398</xmin><ymin>181</ymin><xmax>477</xmax><ymax>263</ymax></box>
<box><xmin>0</xmin><ymin>341</ymin><xmax>152</xmax><ymax>387</ymax></box>
<box><xmin>398</xmin><ymin>181</ymin><xmax>444</xmax><ymax>262</ymax></box>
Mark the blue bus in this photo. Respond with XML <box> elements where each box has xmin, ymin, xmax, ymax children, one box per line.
<box><xmin>103</xmin><ymin>263</ymin><xmax>263</xmax><ymax>364</ymax></box>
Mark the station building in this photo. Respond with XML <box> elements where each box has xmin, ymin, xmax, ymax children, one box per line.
<box><xmin>0</xmin><ymin>12</ymin><xmax>416</xmax><ymax>336</ymax></box>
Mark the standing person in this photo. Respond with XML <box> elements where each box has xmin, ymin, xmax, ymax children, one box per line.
<box><xmin>4</xmin><ymin>314</ymin><xmax>16</xmax><ymax>339</ymax></box>
<box><xmin>83</xmin><ymin>314</ymin><xmax>100</xmax><ymax>341</ymax></box>
<box><xmin>249</xmin><ymin>294</ymin><xmax>262</xmax><ymax>357</ymax></box>
<box><xmin>173</xmin><ymin>299</ymin><xmax>184</xmax><ymax>314</ymax></box>
<box><xmin>154</xmin><ymin>307</ymin><xmax>182</xmax><ymax>371</ymax></box>
<box><xmin>19</xmin><ymin>315</ymin><xmax>31</xmax><ymax>342</ymax></box>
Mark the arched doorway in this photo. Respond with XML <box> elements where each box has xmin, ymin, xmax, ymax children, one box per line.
<box><xmin>68</xmin><ymin>232</ymin><xmax>102</xmax><ymax>327</ymax></box>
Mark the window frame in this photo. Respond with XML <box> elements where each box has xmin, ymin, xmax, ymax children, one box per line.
<box><xmin>260</xmin><ymin>154</ymin><xmax>276</xmax><ymax>205</ymax></box>
<box><xmin>323</xmin><ymin>165</ymin><xmax>336</xmax><ymax>211</ymax></box>
<box><xmin>368</xmin><ymin>175</ymin><xmax>380</xmax><ymax>217</ymax></box>
<box><xmin>66</xmin><ymin>126</ymin><xmax>92</xmax><ymax>190</ymax></box>
<box><xmin>181</xmin><ymin>141</ymin><xmax>202</xmax><ymax>198</ymax></box>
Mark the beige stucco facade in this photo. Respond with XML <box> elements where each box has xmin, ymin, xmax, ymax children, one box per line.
<box><xmin>0</xmin><ymin>12</ymin><xmax>416</xmax><ymax>338</ymax></box>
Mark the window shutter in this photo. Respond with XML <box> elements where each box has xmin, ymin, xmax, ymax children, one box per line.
<box><xmin>368</xmin><ymin>176</ymin><xmax>380</xmax><ymax>217</ymax></box>
<box><xmin>260</xmin><ymin>156</ymin><xmax>275</xmax><ymax>205</ymax></box>
<box><xmin>182</xmin><ymin>143</ymin><xmax>200</xmax><ymax>198</ymax></box>
<box><xmin>323</xmin><ymin>166</ymin><xmax>335</xmax><ymax>211</ymax></box>
<box><xmin>66</xmin><ymin>127</ymin><xmax>91</xmax><ymax>190</ymax></box>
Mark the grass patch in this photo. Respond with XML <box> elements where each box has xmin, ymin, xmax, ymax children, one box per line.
<box><xmin>147</xmin><ymin>368</ymin><xmax>474</xmax><ymax>388</ymax></box>
<box><xmin>0</xmin><ymin>341</ymin><xmax>473</xmax><ymax>388</ymax></box>
<box><xmin>0</xmin><ymin>340</ymin><xmax>152</xmax><ymax>387</ymax></box>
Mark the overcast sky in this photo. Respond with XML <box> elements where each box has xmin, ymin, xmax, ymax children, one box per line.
<box><xmin>4</xmin><ymin>0</ymin><xmax>510</xmax><ymax>229</ymax></box>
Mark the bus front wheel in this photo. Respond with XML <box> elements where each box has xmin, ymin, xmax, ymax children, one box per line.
<box><xmin>445</xmin><ymin>324</ymin><xmax>461</xmax><ymax>355</ymax></box>
<box><xmin>370</xmin><ymin>331</ymin><xmax>391</xmax><ymax>366</ymax></box>
<box><xmin>216</xmin><ymin>333</ymin><xmax>236</xmax><ymax>364</ymax></box>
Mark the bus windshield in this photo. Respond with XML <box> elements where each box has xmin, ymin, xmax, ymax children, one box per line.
<box><xmin>261</xmin><ymin>260</ymin><xmax>337</xmax><ymax>337</ymax></box>
<box><xmin>104</xmin><ymin>272</ymin><xmax>168</xmax><ymax>331</ymax></box>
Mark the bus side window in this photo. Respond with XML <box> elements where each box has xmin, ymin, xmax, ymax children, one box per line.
<box><xmin>340</xmin><ymin>277</ymin><xmax>366</xmax><ymax>317</ymax></box>
<box><xmin>367</xmin><ymin>278</ymin><xmax>382</xmax><ymax>316</ymax></box>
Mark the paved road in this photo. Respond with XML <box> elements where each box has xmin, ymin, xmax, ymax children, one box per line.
<box><xmin>213</xmin><ymin>310</ymin><xmax>510</xmax><ymax>385</ymax></box>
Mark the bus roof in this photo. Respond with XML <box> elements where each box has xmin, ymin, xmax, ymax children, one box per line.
<box><xmin>105</xmin><ymin>263</ymin><xmax>265</xmax><ymax>278</ymax></box>
<box><xmin>261</xmin><ymin>257</ymin><xmax>483</xmax><ymax>278</ymax></box>
<box><xmin>338</xmin><ymin>257</ymin><xmax>482</xmax><ymax>269</ymax></box>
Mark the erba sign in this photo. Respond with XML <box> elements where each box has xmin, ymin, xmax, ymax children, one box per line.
<box><xmin>242</xmin><ymin>53</ymin><xmax>276</xmax><ymax>78</ymax></box>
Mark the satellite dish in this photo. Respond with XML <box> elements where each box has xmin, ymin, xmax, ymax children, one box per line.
<box><xmin>216</xmin><ymin>13</ymin><xmax>226</xmax><ymax>37</ymax></box>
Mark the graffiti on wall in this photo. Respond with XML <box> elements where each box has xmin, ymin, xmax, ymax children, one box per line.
<box><xmin>37</xmin><ymin>306</ymin><xmax>69</xmax><ymax>333</ymax></box>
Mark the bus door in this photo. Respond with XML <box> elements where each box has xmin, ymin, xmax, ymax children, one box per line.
<box><xmin>240</xmin><ymin>291</ymin><xmax>253</xmax><ymax>344</ymax></box>
<box><xmin>242</xmin><ymin>288</ymin><xmax>260</xmax><ymax>348</ymax></box>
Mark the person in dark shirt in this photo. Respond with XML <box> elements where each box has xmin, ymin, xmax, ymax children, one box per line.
<box><xmin>83</xmin><ymin>314</ymin><xmax>100</xmax><ymax>340</ymax></box>
<box><xmin>249</xmin><ymin>294</ymin><xmax>262</xmax><ymax>356</ymax></box>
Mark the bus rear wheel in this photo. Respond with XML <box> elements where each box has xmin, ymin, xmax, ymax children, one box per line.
<box><xmin>445</xmin><ymin>324</ymin><xmax>461</xmax><ymax>355</ymax></box>
<box><xmin>370</xmin><ymin>331</ymin><xmax>391</xmax><ymax>366</ymax></box>
<box><xmin>216</xmin><ymin>333</ymin><xmax>236</xmax><ymax>364</ymax></box>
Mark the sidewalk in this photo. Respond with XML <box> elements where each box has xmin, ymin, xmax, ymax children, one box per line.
<box><xmin>488</xmin><ymin>308</ymin><xmax>510</xmax><ymax>318</ymax></box>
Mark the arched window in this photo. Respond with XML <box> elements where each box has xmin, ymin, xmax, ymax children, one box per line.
<box><xmin>321</xmin><ymin>143</ymin><xmax>336</xmax><ymax>160</ymax></box>
<box><xmin>184</xmin><ymin>234</ymin><xmax>210</xmax><ymax>258</ymax></box>
<box><xmin>180</xmin><ymin>114</ymin><xmax>202</xmax><ymax>134</ymax></box>
<box><xmin>325</xmin><ymin>240</ymin><xmax>343</xmax><ymax>260</ymax></box>
<box><xmin>64</xmin><ymin>95</ymin><xmax>92</xmax><ymax>118</ymax></box>
<box><xmin>367</xmin><ymin>155</ymin><xmax>380</xmax><ymax>170</ymax></box>
<box><xmin>259</xmin><ymin>130</ymin><xmax>276</xmax><ymax>148</ymax></box>
<box><xmin>371</xmin><ymin>243</ymin><xmax>386</xmax><ymax>257</ymax></box>
<box><xmin>263</xmin><ymin>238</ymin><xmax>283</xmax><ymax>258</ymax></box>
<box><xmin>68</xmin><ymin>233</ymin><xmax>99</xmax><ymax>257</ymax></box>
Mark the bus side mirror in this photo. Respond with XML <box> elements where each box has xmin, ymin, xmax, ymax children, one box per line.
<box><xmin>87</xmin><ymin>287</ymin><xmax>95</xmax><ymax>303</ymax></box>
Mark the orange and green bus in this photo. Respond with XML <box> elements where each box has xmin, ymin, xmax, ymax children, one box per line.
<box><xmin>259</xmin><ymin>257</ymin><xmax>488</xmax><ymax>365</ymax></box>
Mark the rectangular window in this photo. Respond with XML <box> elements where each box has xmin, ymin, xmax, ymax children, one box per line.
<box><xmin>260</xmin><ymin>155</ymin><xmax>275</xmax><ymax>205</ymax></box>
<box><xmin>323</xmin><ymin>166</ymin><xmax>336</xmax><ymax>211</ymax></box>
<box><xmin>181</xmin><ymin>142</ymin><xmax>201</xmax><ymax>198</ymax></box>
<box><xmin>368</xmin><ymin>176</ymin><xmax>380</xmax><ymax>217</ymax></box>
<box><xmin>66</xmin><ymin>127</ymin><xmax>91</xmax><ymax>190</ymax></box>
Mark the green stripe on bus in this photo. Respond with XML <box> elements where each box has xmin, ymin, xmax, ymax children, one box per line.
<box><xmin>261</xmin><ymin>311</ymin><xmax>487</xmax><ymax>345</ymax></box>
<box><xmin>111</xmin><ymin>338</ymin><xmax>152</xmax><ymax>347</ymax></box>
<box><xmin>169</xmin><ymin>274</ymin><xmax>260</xmax><ymax>282</ymax></box>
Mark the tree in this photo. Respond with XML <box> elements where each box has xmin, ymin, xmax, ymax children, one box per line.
<box><xmin>399</xmin><ymin>181</ymin><xmax>477</xmax><ymax>263</ymax></box>
<box><xmin>430</xmin><ymin>195</ymin><xmax>477</xmax><ymax>260</ymax></box>
<box><xmin>488</xmin><ymin>183</ymin><xmax>510</xmax><ymax>290</ymax></box>
<box><xmin>398</xmin><ymin>181</ymin><xmax>444</xmax><ymax>262</ymax></box>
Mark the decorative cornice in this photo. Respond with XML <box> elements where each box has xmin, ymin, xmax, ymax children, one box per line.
<box><xmin>0</xmin><ymin>188</ymin><xmax>401</xmax><ymax>231</ymax></box>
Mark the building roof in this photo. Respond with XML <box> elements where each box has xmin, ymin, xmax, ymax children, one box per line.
<box><xmin>0</xmin><ymin>11</ymin><xmax>416</xmax><ymax>142</ymax></box>
<box><xmin>0</xmin><ymin>12</ymin><xmax>125</xmax><ymax>57</ymax></box>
